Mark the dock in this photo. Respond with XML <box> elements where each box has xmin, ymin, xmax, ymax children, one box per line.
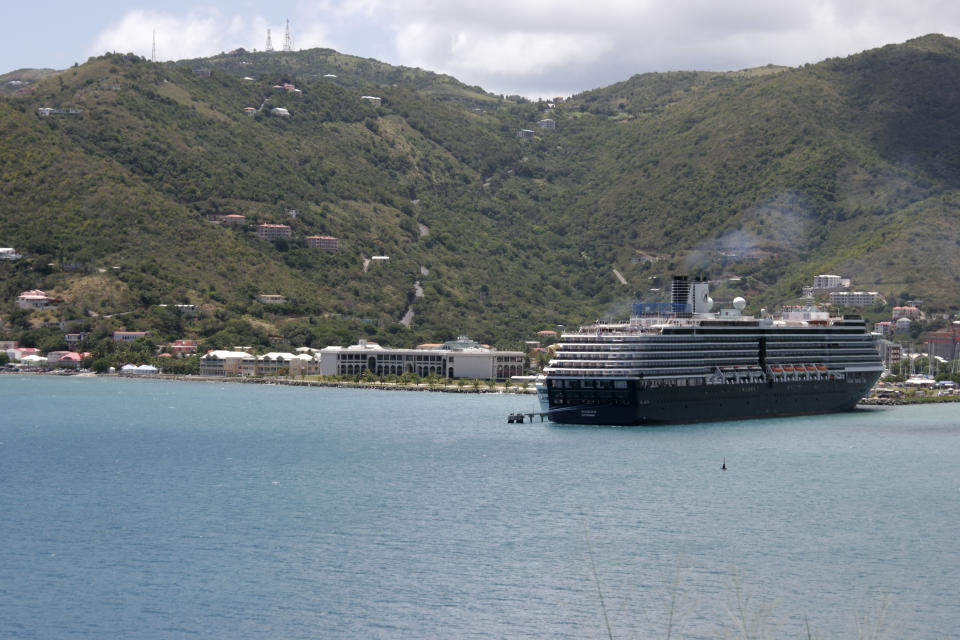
<box><xmin>507</xmin><ymin>411</ymin><xmax>550</xmax><ymax>423</ymax></box>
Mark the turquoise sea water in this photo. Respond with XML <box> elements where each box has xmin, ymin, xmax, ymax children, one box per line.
<box><xmin>1</xmin><ymin>375</ymin><xmax>959</xmax><ymax>639</ymax></box>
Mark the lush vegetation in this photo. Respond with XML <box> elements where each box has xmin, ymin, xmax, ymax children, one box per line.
<box><xmin>3</xmin><ymin>35</ymin><xmax>960</xmax><ymax>352</ymax></box>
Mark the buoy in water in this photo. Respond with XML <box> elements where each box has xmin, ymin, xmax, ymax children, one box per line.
<box><xmin>721</xmin><ymin>457</ymin><xmax>727</xmax><ymax>470</ymax></box>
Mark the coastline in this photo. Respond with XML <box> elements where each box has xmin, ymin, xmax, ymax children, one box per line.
<box><xmin>5</xmin><ymin>371</ymin><xmax>537</xmax><ymax>394</ymax></box>
<box><xmin>857</xmin><ymin>395</ymin><xmax>960</xmax><ymax>406</ymax></box>
<box><xmin>8</xmin><ymin>372</ymin><xmax>956</xmax><ymax>404</ymax></box>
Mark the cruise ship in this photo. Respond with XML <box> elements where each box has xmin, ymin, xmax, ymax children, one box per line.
<box><xmin>542</xmin><ymin>276</ymin><xmax>883</xmax><ymax>425</ymax></box>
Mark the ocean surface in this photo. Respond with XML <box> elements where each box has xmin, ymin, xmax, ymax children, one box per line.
<box><xmin>1</xmin><ymin>375</ymin><xmax>958</xmax><ymax>639</ymax></box>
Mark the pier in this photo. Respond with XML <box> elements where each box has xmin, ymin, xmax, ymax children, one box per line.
<box><xmin>507</xmin><ymin>411</ymin><xmax>550</xmax><ymax>423</ymax></box>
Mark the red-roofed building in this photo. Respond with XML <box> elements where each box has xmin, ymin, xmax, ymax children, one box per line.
<box><xmin>892</xmin><ymin>306</ymin><xmax>921</xmax><ymax>320</ymax></box>
<box><xmin>47</xmin><ymin>351</ymin><xmax>84</xmax><ymax>368</ymax></box>
<box><xmin>256</xmin><ymin>224</ymin><xmax>292</xmax><ymax>241</ymax></box>
<box><xmin>305</xmin><ymin>235</ymin><xmax>339</xmax><ymax>252</ymax></box>
<box><xmin>168</xmin><ymin>339</ymin><xmax>200</xmax><ymax>356</ymax></box>
<box><xmin>16</xmin><ymin>289</ymin><xmax>62</xmax><ymax>309</ymax></box>
<box><xmin>8</xmin><ymin>347</ymin><xmax>39</xmax><ymax>361</ymax></box>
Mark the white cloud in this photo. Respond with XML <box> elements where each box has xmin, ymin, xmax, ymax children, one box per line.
<box><xmin>88</xmin><ymin>9</ymin><xmax>264</xmax><ymax>60</ymax></box>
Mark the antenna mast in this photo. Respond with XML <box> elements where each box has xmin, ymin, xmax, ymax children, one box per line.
<box><xmin>283</xmin><ymin>19</ymin><xmax>293</xmax><ymax>51</ymax></box>
<box><xmin>266</xmin><ymin>28</ymin><xmax>274</xmax><ymax>52</ymax></box>
<box><xmin>151</xmin><ymin>30</ymin><xmax>156</xmax><ymax>62</ymax></box>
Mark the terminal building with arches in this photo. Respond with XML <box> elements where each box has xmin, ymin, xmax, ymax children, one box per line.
<box><xmin>318</xmin><ymin>337</ymin><xmax>525</xmax><ymax>380</ymax></box>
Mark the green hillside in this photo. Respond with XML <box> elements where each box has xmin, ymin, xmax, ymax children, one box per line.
<box><xmin>3</xmin><ymin>35</ymin><xmax>960</xmax><ymax>353</ymax></box>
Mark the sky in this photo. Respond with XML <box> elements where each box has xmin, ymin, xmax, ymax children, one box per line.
<box><xmin>4</xmin><ymin>1</ymin><xmax>960</xmax><ymax>98</ymax></box>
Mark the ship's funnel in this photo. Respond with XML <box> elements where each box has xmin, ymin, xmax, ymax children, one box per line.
<box><xmin>672</xmin><ymin>276</ymin><xmax>712</xmax><ymax>316</ymax></box>
<box><xmin>671</xmin><ymin>276</ymin><xmax>691</xmax><ymax>317</ymax></box>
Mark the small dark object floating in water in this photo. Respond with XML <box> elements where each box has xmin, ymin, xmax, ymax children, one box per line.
<box><xmin>721</xmin><ymin>458</ymin><xmax>727</xmax><ymax>470</ymax></box>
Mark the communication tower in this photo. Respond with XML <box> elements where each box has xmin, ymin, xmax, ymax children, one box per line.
<box><xmin>266</xmin><ymin>28</ymin><xmax>274</xmax><ymax>52</ymax></box>
<box><xmin>283</xmin><ymin>19</ymin><xmax>294</xmax><ymax>51</ymax></box>
<box><xmin>151</xmin><ymin>30</ymin><xmax>156</xmax><ymax>62</ymax></box>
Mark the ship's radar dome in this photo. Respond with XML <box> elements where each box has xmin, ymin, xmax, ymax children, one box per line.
<box><xmin>704</xmin><ymin>296</ymin><xmax>714</xmax><ymax>311</ymax></box>
<box><xmin>733</xmin><ymin>296</ymin><xmax>747</xmax><ymax>311</ymax></box>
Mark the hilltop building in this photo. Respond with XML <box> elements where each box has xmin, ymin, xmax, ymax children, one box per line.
<box><xmin>829</xmin><ymin>291</ymin><xmax>880</xmax><ymax>307</ymax></box>
<box><xmin>873</xmin><ymin>321</ymin><xmax>893</xmax><ymax>336</ymax></box>
<box><xmin>113</xmin><ymin>331</ymin><xmax>150</xmax><ymax>342</ymax></box>
<box><xmin>37</xmin><ymin>107</ymin><xmax>82</xmax><ymax>116</ymax></box>
<box><xmin>167</xmin><ymin>339</ymin><xmax>200</xmax><ymax>356</ymax></box>
<box><xmin>256</xmin><ymin>224</ymin><xmax>291</xmax><ymax>240</ymax></box>
<box><xmin>65</xmin><ymin>332</ymin><xmax>90</xmax><ymax>347</ymax></box>
<box><xmin>892</xmin><ymin>306</ymin><xmax>921</xmax><ymax>320</ymax></box>
<box><xmin>16</xmin><ymin>290</ymin><xmax>62</xmax><ymax>309</ymax></box>
<box><xmin>306</xmin><ymin>235</ymin><xmax>339</xmax><ymax>252</ymax></box>
<box><xmin>813</xmin><ymin>274</ymin><xmax>845</xmax><ymax>290</ymax></box>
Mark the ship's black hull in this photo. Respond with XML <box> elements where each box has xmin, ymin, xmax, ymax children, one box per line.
<box><xmin>547</xmin><ymin>376</ymin><xmax>880</xmax><ymax>426</ymax></box>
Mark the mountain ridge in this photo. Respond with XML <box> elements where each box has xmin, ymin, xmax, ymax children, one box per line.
<box><xmin>3</xmin><ymin>34</ymin><xmax>960</xmax><ymax>353</ymax></box>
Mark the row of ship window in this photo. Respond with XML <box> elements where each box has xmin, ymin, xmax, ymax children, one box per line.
<box><xmin>558</xmin><ymin>341</ymin><xmax>874</xmax><ymax>353</ymax></box>
<box><xmin>555</xmin><ymin>348</ymin><xmax>877</xmax><ymax>360</ymax></box>
<box><xmin>551</xmin><ymin>355</ymin><xmax>878</xmax><ymax>370</ymax></box>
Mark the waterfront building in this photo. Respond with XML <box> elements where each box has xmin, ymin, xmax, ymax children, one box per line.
<box><xmin>236</xmin><ymin>352</ymin><xmax>320</xmax><ymax>377</ymax></box>
<box><xmin>199</xmin><ymin>350</ymin><xmax>250</xmax><ymax>376</ymax></box>
<box><xmin>319</xmin><ymin>337</ymin><xmax>525</xmax><ymax>379</ymax></box>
